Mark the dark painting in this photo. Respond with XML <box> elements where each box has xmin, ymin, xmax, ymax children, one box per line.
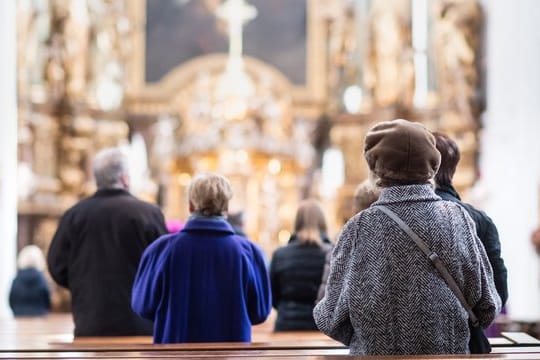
<box><xmin>145</xmin><ymin>0</ymin><xmax>307</xmax><ymax>85</ymax></box>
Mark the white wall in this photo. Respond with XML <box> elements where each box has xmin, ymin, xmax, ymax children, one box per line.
<box><xmin>480</xmin><ymin>0</ymin><xmax>540</xmax><ymax>321</ymax></box>
<box><xmin>0</xmin><ymin>0</ymin><xmax>17</xmax><ymax>318</ymax></box>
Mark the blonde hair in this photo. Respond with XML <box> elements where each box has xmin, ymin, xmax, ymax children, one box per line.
<box><xmin>188</xmin><ymin>173</ymin><xmax>233</xmax><ymax>216</ymax></box>
<box><xmin>17</xmin><ymin>245</ymin><xmax>45</xmax><ymax>271</ymax></box>
<box><xmin>294</xmin><ymin>199</ymin><xmax>328</xmax><ymax>246</ymax></box>
<box><xmin>353</xmin><ymin>179</ymin><xmax>381</xmax><ymax>213</ymax></box>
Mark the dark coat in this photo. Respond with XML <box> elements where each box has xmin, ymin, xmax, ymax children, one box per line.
<box><xmin>132</xmin><ymin>216</ymin><xmax>272</xmax><ymax>343</ymax></box>
<box><xmin>435</xmin><ymin>184</ymin><xmax>508</xmax><ymax>305</ymax></box>
<box><xmin>47</xmin><ymin>188</ymin><xmax>167</xmax><ymax>336</ymax></box>
<box><xmin>270</xmin><ymin>236</ymin><xmax>331</xmax><ymax>331</ymax></box>
<box><xmin>9</xmin><ymin>268</ymin><xmax>50</xmax><ymax>317</ymax></box>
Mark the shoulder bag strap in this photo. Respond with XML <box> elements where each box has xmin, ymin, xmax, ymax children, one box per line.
<box><xmin>374</xmin><ymin>205</ymin><xmax>479</xmax><ymax>327</ymax></box>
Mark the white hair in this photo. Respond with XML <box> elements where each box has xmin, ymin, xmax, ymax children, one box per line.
<box><xmin>17</xmin><ymin>245</ymin><xmax>45</xmax><ymax>271</ymax></box>
<box><xmin>93</xmin><ymin>147</ymin><xmax>129</xmax><ymax>189</ymax></box>
<box><xmin>188</xmin><ymin>173</ymin><xmax>233</xmax><ymax>216</ymax></box>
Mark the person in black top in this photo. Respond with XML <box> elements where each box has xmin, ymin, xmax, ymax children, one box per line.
<box><xmin>433</xmin><ymin>132</ymin><xmax>508</xmax><ymax>352</ymax></box>
<box><xmin>227</xmin><ymin>210</ymin><xmax>247</xmax><ymax>237</ymax></box>
<box><xmin>433</xmin><ymin>132</ymin><xmax>508</xmax><ymax>305</ymax></box>
<box><xmin>47</xmin><ymin>147</ymin><xmax>167</xmax><ymax>337</ymax></box>
<box><xmin>270</xmin><ymin>199</ymin><xmax>331</xmax><ymax>331</ymax></box>
<box><xmin>9</xmin><ymin>245</ymin><xmax>50</xmax><ymax>317</ymax></box>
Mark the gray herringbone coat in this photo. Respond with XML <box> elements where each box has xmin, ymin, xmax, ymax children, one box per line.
<box><xmin>313</xmin><ymin>185</ymin><xmax>501</xmax><ymax>355</ymax></box>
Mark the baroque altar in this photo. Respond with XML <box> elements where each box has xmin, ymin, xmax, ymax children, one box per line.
<box><xmin>16</xmin><ymin>0</ymin><xmax>485</xmax><ymax>260</ymax></box>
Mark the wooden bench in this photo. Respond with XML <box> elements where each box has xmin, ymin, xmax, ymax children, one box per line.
<box><xmin>2</xmin><ymin>347</ymin><xmax>540</xmax><ymax>359</ymax></box>
<box><xmin>3</xmin><ymin>314</ymin><xmax>540</xmax><ymax>359</ymax></box>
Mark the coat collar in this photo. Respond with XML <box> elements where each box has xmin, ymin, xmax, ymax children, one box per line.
<box><xmin>375</xmin><ymin>184</ymin><xmax>441</xmax><ymax>205</ymax></box>
<box><xmin>435</xmin><ymin>184</ymin><xmax>461</xmax><ymax>201</ymax></box>
<box><xmin>182</xmin><ymin>215</ymin><xmax>236</xmax><ymax>234</ymax></box>
<box><xmin>288</xmin><ymin>233</ymin><xmax>331</xmax><ymax>244</ymax></box>
<box><xmin>94</xmin><ymin>188</ymin><xmax>131</xmax><ymax>197</ymax></box>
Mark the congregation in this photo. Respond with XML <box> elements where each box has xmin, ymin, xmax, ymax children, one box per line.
<box><xmin>9</xmin><ymin>119</ymin><xmax>508</xmax><ymax>356</ymax></box>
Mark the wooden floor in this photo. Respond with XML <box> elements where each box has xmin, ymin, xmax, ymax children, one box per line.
<box><xmin>0</xmin><ymin>311</ymin><xmax>342</xmax><ymax>349</ymax></box>
<box><xmin>2</xmin><ymin>312</ymin><xmax>540</xmax><ymax>359</ymax></box>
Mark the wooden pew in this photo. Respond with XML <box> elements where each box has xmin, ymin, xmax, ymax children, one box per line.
<box><xmin>3</xmin><ymin>314</ymin><xmax>540</xmax><ymax>359</ymax></box>
<box><xmin>3</xmin><ymin>348</ymin><xmax>540</xmax><ymax>359</ymax></box>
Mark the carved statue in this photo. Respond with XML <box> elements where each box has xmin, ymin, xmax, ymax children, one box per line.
<box><xmin>18</xmin><ymin>0</ymin><xmax>52</xmax><ymax>101</ymax></box>
<box><xmin>434</xmin><ymin>0</ymin><xmax>483</xmax><ymax>125</ymax></box>
<box><xmin>367</xmin><ymin>0</ymin><xmax>414</xmax><ymax>108</ymax></box>
<box><xmin>87</xmin><ymin>0</ymin><xmax>131</xmax><ymax>111</ymax></box>
<box><xmin>64</xmin><ymin>1</ymin><xmax>90</xmax><ymax>100</ymax></box>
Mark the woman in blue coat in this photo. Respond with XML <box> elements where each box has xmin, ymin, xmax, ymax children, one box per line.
<box><xmin>132</xmin><ymin>173</ymin><xmax>271</xmax><ymax>343</ymax></box>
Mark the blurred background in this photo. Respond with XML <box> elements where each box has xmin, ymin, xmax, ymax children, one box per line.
<box><xmin>1</xmin><ymin>0</ymin><xmax>540</xmax><ymax>332</ymax></box>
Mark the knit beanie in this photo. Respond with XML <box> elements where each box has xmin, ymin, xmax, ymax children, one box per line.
<box><xmin>364</xmin><ymin>119</ymin><xmax>441</xmax><ymax>184</ymax></box>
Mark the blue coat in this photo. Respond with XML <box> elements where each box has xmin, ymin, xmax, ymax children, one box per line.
<box><xmin>9</xmin><ymin>268</ymin><xmax>50</xmax><ymax>317</ymax></box>
<box><xmin>132</xmin><ymin>216</ymin><xmax>272</xmax><ymax>343</ymax></box>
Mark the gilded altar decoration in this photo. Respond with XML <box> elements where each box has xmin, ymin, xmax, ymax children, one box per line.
<box><xmin>16</xmin><ymin>0</ymin><xmax>132</xmax><ymax>257</ymax></box>
<box><xmin>324</xmin><ymin>0</ymin><xmax>484</xmax><ymax>221</ymax></box>
<box><xmin>434</xmin><ymin>0</ymin><xmax>484</xmax><ymax>127</ymax></box>
<box><xmin>16</xmin><ymin>0</ymin><xmax>485</xmax><ymax>260</ymax></box>
<box><xmin>367</xmin><ymin>0</ymin><xmax>415</xmax><ymax>108</ymax></box>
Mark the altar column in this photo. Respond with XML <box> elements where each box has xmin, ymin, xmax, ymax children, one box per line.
<box><xmin>480</xmin><ymin>0</ymin><xmax>540</xmax><ymax>321</ymax></box>
<box><xmin>0</xmin><ymin>0</ymin><xmax>18</xmax><ymax>318</ymax></box>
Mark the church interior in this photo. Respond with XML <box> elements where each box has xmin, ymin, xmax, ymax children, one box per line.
<box><xmin>1</xmin><ymin>0</ymin><xmax>540</xmax><ymax>357</ymax></box>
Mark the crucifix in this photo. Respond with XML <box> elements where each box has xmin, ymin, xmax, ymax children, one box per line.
<box><xmin>214</xmin><ymin>0</ymin><xmax>258</xmax><ymax>105</ymax></box>
<box><xmin>216</xmin><ymin>0</ymin><xmax>257</xmax><ymax>71</ymax></box>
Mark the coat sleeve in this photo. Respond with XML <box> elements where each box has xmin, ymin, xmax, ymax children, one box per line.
<box><xmin>47</xmin><ymin>211</ymin><xmax>73</xmax><ymax>288</ymax></box>
<box><xmin>269</xmin><ymin>251</ymin><xmax>280</xmax><ymax>309</ymax></box>
<box><xmin>476</xmin><ymin>212</ymin><xmax>508</xmax><ymax>306</ymax></box>
<box><xmin>131</xmin><ymin>241</ymin><xmax>166</xmax><ymax>320</ymax></box>
<box><xmin>39</xmin><ymin>272</ymin><xmax>51</xmax><ymax>311</ymax></box>
<box><xmin>246</xmin><ymin>243</ymin><xmax>272</xmax><ymax>325</ymax></box>
<box><xmin>8</xmin><ymin>279</ymin><xmax>16</xmax><ymax>313</ymax></box>
<box><xmin>144</xmin><ymin>207</ymin><xmax>168</xmax><ymax>246</ymax></box>
<box><xmin>458</xmin><ymin>209</ymin><xmax>502</xmax><ymax>328</ymax></box>
<box><xmin>313</xmin><ymin>220</ymin><xmax>356</xmax><ymax>346</ymax></box>
<box><xmin>316</xmin><ymin>248</ymin><xmax>333</xmax><ymax>304</ymax></box>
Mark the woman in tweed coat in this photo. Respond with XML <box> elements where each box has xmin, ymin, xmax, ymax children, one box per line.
<box><xmin>313</xmin><ymin>119</ymin><xmax>501</xmax><ymax>355</ymax></box>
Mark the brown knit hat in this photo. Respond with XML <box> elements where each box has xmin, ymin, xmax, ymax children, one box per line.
<box><xmin>364</xmin><ymin>119</ymin><xmax>441</xmax><ymax>184</ymax></box>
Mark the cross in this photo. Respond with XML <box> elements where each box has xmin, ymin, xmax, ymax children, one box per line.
<box><xmin>216</xmin><ymin>0</ymin><xmax>257</xmax><ymax>63</ymax></box>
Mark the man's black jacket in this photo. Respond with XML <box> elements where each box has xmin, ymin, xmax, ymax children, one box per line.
<box><xmin>48</xmin><ymin>188</ymin><xmax>167</xmax><ymax>336</ymax></box>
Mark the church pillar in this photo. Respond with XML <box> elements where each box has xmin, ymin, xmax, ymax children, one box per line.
<box><xmin>0</xmin><ymin>0</ymin><xmax>18</xmax><ymax>318</ymax></box>
<box><xmin>480</xmin><ymin>0</ymin><xmax>540</xmax><ymax>320</ymax></box>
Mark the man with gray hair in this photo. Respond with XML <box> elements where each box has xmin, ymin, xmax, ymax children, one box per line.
<box><xmin>48</xmin><ymin>147</ymin><xmax>167</xmax><ymax>337</ymax></box>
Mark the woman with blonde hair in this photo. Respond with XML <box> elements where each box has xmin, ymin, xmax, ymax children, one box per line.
<box><xmin>132</xmin><ymin>173</ymin><xmax>271</xmax><ymax>343</ymax></box>
<box><xmin>270</xmin><ymin>199</ymin><xmax>331</xmax><ymax>331</ymax></box>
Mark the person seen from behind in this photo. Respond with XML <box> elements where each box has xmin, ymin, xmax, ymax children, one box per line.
<box><xmin>433</xmin><ymin>132</ymin><xmax>508</xmax><ymax>304</ymax></box>
<box><xmin>47</xmin><ymin>147</ymin><xmax>167</xmax><ymax>336</ymax></box>
<box><xmin>132</xmin><ymin>173</ymin><xmax>271</xmax><ymax>343</ymax></box>
<box><xmin>433</xmin><ymin>132</ymin><xmax>508</xmax><ymax>350</ymax></box>
<box><xmin>314</xmin><ymin>119</ymin><xmax>501</xmax><ymax>355</ymax></box>
<box><xmin>270</xmin><ymin>199</ymin><xmax>331</xmax><ymax>331</ymax></box>
<box><xmin>9</xmin><ymin>245</ymin><xmax>51</xmax><ymax>317</ymax></box>
<box><xmin>227</xmin><ymin>210</ymin><xmax>247</xmax><ymax>237</ymax></box>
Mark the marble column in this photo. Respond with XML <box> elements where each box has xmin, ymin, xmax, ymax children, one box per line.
<box><xmin>0</xmin><ymin>0</ymin><xmax>18</xmax><ymax>318</ymax></box>
<box><xmin>480</xmin><ymin>0</ymin><xmax>540</xmax><ymax>321</ymax></box>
